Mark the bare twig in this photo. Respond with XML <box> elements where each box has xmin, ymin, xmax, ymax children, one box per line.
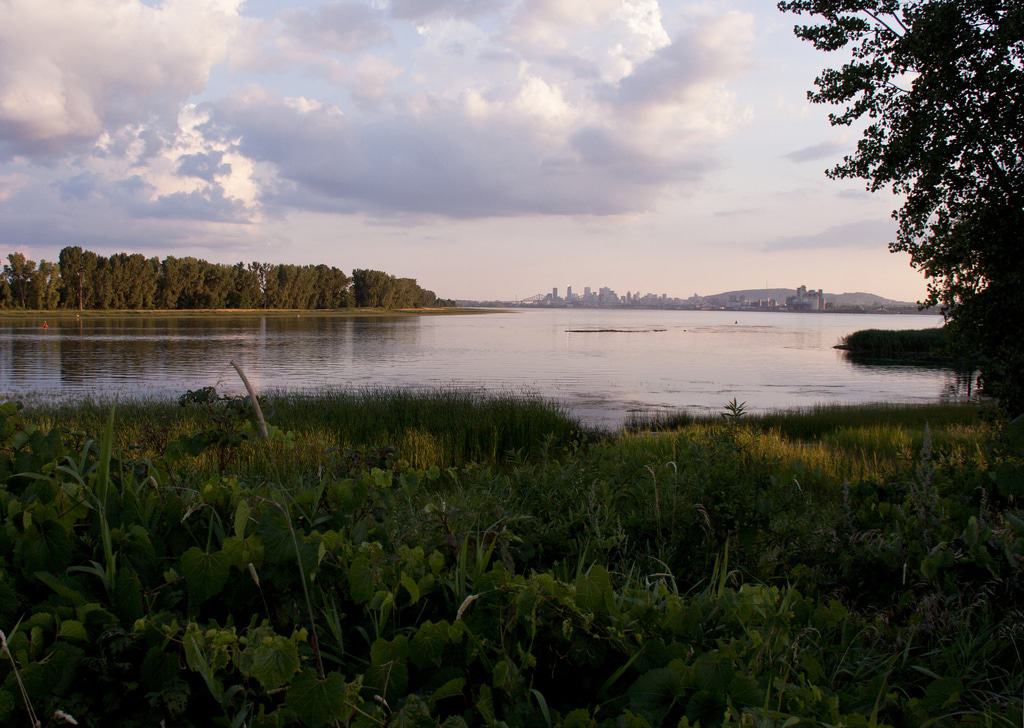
<box><xmin>1</xmin><ymin>628</ymin><xmax>41</xmax><ymax>728</ymax></box>
<box><xmin>230</xmin><ymin>360</ymin><xmax>269</xmax><ymax>439</ymax></box>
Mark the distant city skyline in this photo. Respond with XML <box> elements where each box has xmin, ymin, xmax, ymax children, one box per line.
<box><xmin>1</xmin><ymin>1</ymin><xmax>927</xmax><ymax>302</ymax></box>
<box><xmin>466</xmin><ymin>281</ymin><xmax>920</xmax><ymax>311</ymax></box>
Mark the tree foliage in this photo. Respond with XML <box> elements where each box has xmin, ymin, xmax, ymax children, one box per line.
<box><xmin>0</xmin><ymin>247</ymin><xmax>453</xmax><ymax>312</ymax></box>
<box><xmin>353</xmin><ymin>269</ymin><xmax>444</xmax><ymax>308</ymax></box>
<box><xmin>779</xmin><ymin>0</ymin><xmax>1024</xmax><ymax>412</ymax></box>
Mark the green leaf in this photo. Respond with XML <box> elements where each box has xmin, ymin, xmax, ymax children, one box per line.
<box><xmin>0</xmin><ymin>689</ymin><xmax>16</xmax><ymax>722</ymax></box>
<box><xmin>347</xmin><ymin>556</ymin><xmax>375</xmax><ymax>604</ymax></box>
<box><xmin>77</xmin><ymin>602</ymin><xmax>118</xmax><ymax>634</ymax></box>
<box><xmin>58</xmin><ymin>619</ymin><xmax>88</xmax><ymax>642</ymax></box>
<box><xmin>234</xmin><ymin>499</ymin><xmax>251</xmax><ymax>539</ymax></box>
<box><xmin>180</xmin><ymin>547</ymin><xmax>231</xmax><ymax>606</ymax></box>
<box><xmin>1006</xmin><ymin>511</ymin><xmax>1024</xmax><ymax>536</ymax></box>
<box><xmin>285</xmin><ymin>669</ymin><xmax>349</xmax><ymax>728</ymax></box>
<box><xmin>241</xmin><ymin>634</ymin><xmax>300</xmax><ymax>691</ymax></box>
<box><xmin>370</xmin><ymin>468</ymin><xmax>392</xmax><ymax>488</ymax></box>
<box><xmin>692</xmin><ymin>653</ymin><xmax>733</xmax><ymax>694</ymax></box>
<box><xmin>492</xmin><ymin>659</ymin><xmax>521</xmax><ymax>694</ymax></box>
<box><xmin>400</xmin><ymin>572</ymin><xmax>420</xmax><ymax>604</ymax></box>
<box><xmin>530</xmin><ymin>689</ymin><xmax>552</xmax><ymax>728</ymax></box>
<box><xmin>184</xmin><ymin>625</ymin><xmax>224</xmax><ymax>703</ymax></box>
<box><xmin>256</xmin><ymin>507</ymin><xmax>295</xmax><ymax>564</ymax></box>
<box><xmin>921</xmin><ymin>546</ymin><xmax>954</xmax><ymax>581</ymax></box>
<box><xmin>575</xmin><ymin>564</ymin><xmax>613</xmax><ymax>615</ymax></box>
<box><xmin>409</xmin><ymin>620</ymin><xmax>449</xmax><ymax>670</ymax></box>
<box><xmin>34</xmin><ymin>571</ymin><xmax>87</xmax><ymax>606</ymax></box>
<box><xmin>222</xmin><ymin>535</ymin><xmax>265</xmax><ymax>569</ymax></box>
<box><xmin>392</xmin><ymin>694</ymin><xmax>432</xmax><ymax>727</ymax></box>
<box><xmin>561</xmin><ymin>708</ymin><xmax>596</xmax><ymax>727</ymax></box>
<box><xmin>368</xmin><ymin>635</ymin><xmax>409</xmax><ymax>702</ymax></box>
<box><xmin>17</xmin><ymin>518</ymin><xmax>72</xmax><ymax>574</ymax></box>
<box><xmin>921</xmin><ymin>677</ymin><xmax>963</xmax><ymax>712</ymax></box>
<box><xmin>112</xmin><ymin>566</ymin><xmax>144</xmax><ymax>622</ymax></box>
<box><xmin>628</xmin><ymin>667</ymin><xmax>684</xmax><ymax>724</ymax></box>
<box><xmin>475</xmin><ymin>684</ymin><xmax>495</xmax><ymax>725</ymax></box>
<box><xmin>431</xmin><ymin>678</ymin><xmax>466</xmax><ymax>705</ymax></box>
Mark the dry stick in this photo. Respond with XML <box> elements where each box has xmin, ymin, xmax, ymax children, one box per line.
<box><xmin>230</xmin><ymin>365</ymin><xmax>326</xmax><ymax>680</ymax></box>
<box><xmin>1</xmin><ymin>628</ymin><xmax>41</xmax><ymax>728</ymax></box>
<box><xmin>230</xmin><ymin>360</ymin><xmax>269</xmax><ymax>439</ymax></box>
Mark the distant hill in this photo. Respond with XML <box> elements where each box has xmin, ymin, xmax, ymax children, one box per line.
<box><xmin>705</xmin><ymin>288</ymin><xmax>920</xmax><ymax>308</ymax></box>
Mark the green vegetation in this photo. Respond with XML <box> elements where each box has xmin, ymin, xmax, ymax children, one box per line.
<box><xmin>0</xmin><ymin>308</ymin><xmax>487</xmax><ymax>320</ymax></box>
<box><xmin>26</xmin><ymin>389</ymin><xmax>585</xmax><ymax>470</ymax></box>
<box><xmin>0</xmin><ymin>247</ymin><xmax>453</xmax><ymax>312</ymax></box>
<box><xmin>834</xmin><ymin>328</ymin><xmax>956</xmax><ymax>362</ymax></box>
<box><xmin>779</xmin><ymin>1</ymin><xmax>1023</xmax><ymax>414</ymax></box>
<box><xmin>630</xmin><ymin>400</ymin><xmax>983</xmax><ymax>433</ymax></box>
<box><xmin>2</xmin><ymin>392</ymin><xmax>1022</xmax><ymax>726</ymax></box>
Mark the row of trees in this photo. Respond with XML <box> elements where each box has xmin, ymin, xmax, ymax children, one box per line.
<box><xmin>0</xmin><ymin>247</ymin><xmax>452</xmax><ymax>311</ymax></box>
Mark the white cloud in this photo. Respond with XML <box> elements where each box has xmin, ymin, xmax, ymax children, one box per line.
<box><xmin>507</xmin><ymin>0</ymin><xmax>622</xmax><ymax>49</ymax></box>
<box><xmin>0</xmin><ymin>2</ymin><xmax>756</xmax><ymax>236</ymax></box>
<box><xmin>0</xmin><ymin>0</ymin><xmax>241</xmax><ymax>159</ymax></box>
<box><xmin>388</xmin><ymin>0</ymin><xmax>505</xmax><ymax>21</ymax></box>
<box><xmin>284</xmin><ymin>96</ymin><xmax>343</xmax><ymax>116</ymax></box>
<box><xmin>351</xmin><ymin>56</ymin><xmax>404</xmax><ymax>109</ymax></box>
<box><xmin>281</xmin><ymin>2</ymin><xmax>392</xmax><ymax>53</ymax></box>
<box><xmin>504</xmin><ymin>0</ymin><xmax>669</xmax><ymax>83</ymax></box>
<box><xmin>191</xmin><ymin>5</ymin><xmax>757</xmax><ymax>220</ymax></box>
<box><xmin>611</xmin><ymin>10</ymin><xmax>752</xmax><ymax>111</ymax></box>
<box><xmin>0</xmin><ymin>101</ymin><xmax>261</xmax><ymax>252</ymax></box>
<box><xmin>0</xmin><ymin>169</ymin><xmax>31</xmax><ymax>202</ymax></box>
<box><xmin>763</xmin><ymin>219</ymin><xmax>896</xmax><ymax>251</ymax></box>
<box><xmin>513</xmin><ymin>76</ymin><xmax>572</xmax><ymax>124</ymax></box>
<box><xmin>784</xmin><ymin>139</ymin><xmax>849</xmax><ymax>163</ymax></box>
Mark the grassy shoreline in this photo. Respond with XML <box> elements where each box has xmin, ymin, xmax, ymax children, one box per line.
<box><xmin>2</xmin><ymin>391</ymin><xmax>1021</xmax><ymax>726</ymax></box>
<box><xmin>22</xmin><ymin>393</ymin><xmax>991</xmax><ymax>465</ymax></box>
<box><xmin>833</xmin><ymin>326</ymin><xmax>967</xmax><ymax>365</ymax></box>
<box><xmin>0</xmin><ymin>306</ymin><xmax>502</xmax><ymax>319</ymax></box>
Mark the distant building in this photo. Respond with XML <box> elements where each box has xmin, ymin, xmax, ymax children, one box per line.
<box><xmin>786</xmin><ymin>285</ymin><xmax>825</xmax><ymax>311</ymax></box>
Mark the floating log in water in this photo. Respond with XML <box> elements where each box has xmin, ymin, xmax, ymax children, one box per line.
<box><xmin>566</xmin><ymin>328</ymin><xmax>668</xmax><ymax>333</ymax></box>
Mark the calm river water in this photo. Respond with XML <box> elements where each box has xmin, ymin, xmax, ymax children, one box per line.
<box><xmin>0</xmin><ymin>309</ymin><xmax>968</xmax><ymax>426</ymax></box>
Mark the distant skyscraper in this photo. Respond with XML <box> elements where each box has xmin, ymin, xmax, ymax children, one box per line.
<box><xmin>584</xmin><ymin>286</ymin><xmax>591</xmax><ymax>298</ymax></box>
<box><xmin>552</xmin><ymin>287</ymin><xmax>558</xmax><ymax>299</ymax></box>
<box><xmin>566</xmin><ymin>286</ymin><xmax>573</xmax><ymax>301</ymax></box>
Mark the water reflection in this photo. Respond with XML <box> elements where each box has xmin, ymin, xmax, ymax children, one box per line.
<box><xmin>843</xmin><ymin>352</ymin><xmax>978</xmax><ymax>400</ymax></box>
<box><xmin>0</xmin><ymin>310</ymin><xmax>963</xmax><ymax>426</ymax></box>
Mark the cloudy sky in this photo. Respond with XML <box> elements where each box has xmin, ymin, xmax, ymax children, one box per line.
<box><xmin>0</xmin><ymin>0</ymin><xmax>925</xmax><ymax>301</ymax></box>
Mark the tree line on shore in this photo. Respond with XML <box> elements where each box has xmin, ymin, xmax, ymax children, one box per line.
<box><xmin>0</xmin><ymin>247</ymin><xmax>452</xmax><ymax>310</ymax></box>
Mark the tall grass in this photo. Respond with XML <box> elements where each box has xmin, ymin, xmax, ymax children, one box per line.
<box><xmin>628</xmin><ymin>401</ymin><xmax>988</xmax><ymax>435</ymax></box>
<box><xmin>26</xmin><ymin>388</ymin><xmax>587</xmax><ymax>470</ymax></box>
<box><xmin>836</xmin><ymin>327</ymin><xmax>951</xmax><ymax>359</ymax></box>
<box><xmin>624</xmin><ymin>402</ymin><xmax>992</xmax><ymax>483</ymax></box>
<box><xmin>28</xmin><ymin>394</ymin><xmax>993</xmax><ymax>480</ymax></box>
